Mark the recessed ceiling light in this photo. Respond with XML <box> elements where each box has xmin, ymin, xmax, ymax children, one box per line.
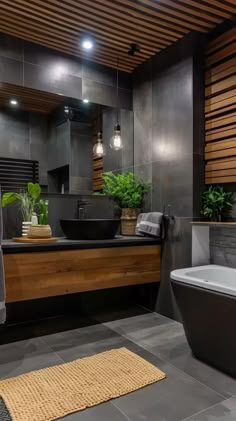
<box><xmin>10</xmin><ymin>99</ymin><xmax>18</xmax><ymax>106</ymax></box>
<box><xmin>81</xmin><ymin>37</ymin><xmax>94</xmax><ymax>50</ymax></box>
<box><xmin>83</xmin><ymin>98</ymin><xmax>89</xmax><ymax>103</ymax></box>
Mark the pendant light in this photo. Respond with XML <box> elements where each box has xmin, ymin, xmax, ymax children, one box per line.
<box><xmin>110</xmin><ymin>58</ymin><xmax>123</xmax><ymax>151</ymax></box>
<box><xmin>93</xmin><ymin>132</ymin><xmax>106</xmax><ymax>158</ymax></box>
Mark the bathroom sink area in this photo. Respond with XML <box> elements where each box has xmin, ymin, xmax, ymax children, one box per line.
<box><xmin>60</xmin><ymin>219</ymin><xmax>120</xmax><ymax>240</ymax></box>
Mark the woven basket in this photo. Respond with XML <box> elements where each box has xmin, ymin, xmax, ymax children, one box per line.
<box><xmin>120</xmin><ymin>208</ymin><xmax>140</xmax><ymax>236</ymax></box>
<box><xmin>28</xmin><ymin>224</ymin><xmax>52</xmax><ymax>238</ymax></box>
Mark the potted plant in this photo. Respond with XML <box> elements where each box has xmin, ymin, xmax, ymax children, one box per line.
<box><xmin>2</xmin><ymin>182</ymin><xmax>41</xmax><ymax>236</ymax></box>
<box><xmin>28</xmin><ymin>199</ymin><xmax>52</xmax><ymax>238</ymax></box>
<box><xmin>200</xmin><ymin>185</ymin><xmax>234</xmax><ymax>222</ymax></box>
<box><xmin>102</xmin><ymin>171</ymin><xmax>149</xmax><ymax>235</ymax></box>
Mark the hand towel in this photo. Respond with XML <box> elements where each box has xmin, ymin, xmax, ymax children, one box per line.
<box><xmin>136</xmin><ymin>212</ymin><xmax>163</xmax><ymax>238</ymax></box>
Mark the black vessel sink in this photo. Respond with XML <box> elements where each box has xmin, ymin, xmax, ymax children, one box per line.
<box><xmin>60</xmin><ymin>219</ymin><xmax>120</xmax><ymax>240</ymax></box>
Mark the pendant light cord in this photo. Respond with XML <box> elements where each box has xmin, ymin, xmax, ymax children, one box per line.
<box><xmin>116</xmin><ymin>57</ymin><xmax>119</xmax><ymax>123</ymax></box>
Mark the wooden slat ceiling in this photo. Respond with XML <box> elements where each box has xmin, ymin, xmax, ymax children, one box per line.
<box><xmin>0</xmin><ymin>1</ymin><xmax>235</xmax><ymax>72</ymax></box>
<box><xmin>0</xmin><ymin>83</ymin><xmax>65</xmax><ymax>113</ymax></box>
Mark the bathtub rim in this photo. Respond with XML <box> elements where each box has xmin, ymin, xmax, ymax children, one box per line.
<box><xmin>170</xmin><ymin>264</ymin><xmax>236</xmax><ymax>297</ymax></box>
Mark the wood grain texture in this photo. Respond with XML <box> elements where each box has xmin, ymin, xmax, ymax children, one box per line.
<box><xmin>205</xmin><ymin>27</ymin><xmax>236</xmax><ymax>184</ymax></box>
<box><xmin>0</xmin><ymin>83</ymin><xmax>64</xmax><ymax>113</ymax></box>
<box><xmin>4</xmin><ymin>245</ymin><xmax>161</xmax><ymax>303</ymax></box>
<box><xmin>0</xmin><ymin>0</ymin><xmax>234</xmax><ymax>72</ymax></box>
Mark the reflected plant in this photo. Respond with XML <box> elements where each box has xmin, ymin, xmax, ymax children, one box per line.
<box><xmin>38</xmin><ymin>199</ymin><xmax>49</xmax><ymax>225</ymax></box>
<box><xmin>2</xmin><ymin>182</ymin><xmax>41</xmax><ymax>222</ymax></box>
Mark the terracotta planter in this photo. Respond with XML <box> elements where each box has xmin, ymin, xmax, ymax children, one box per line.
<box><xmin>28</xmin><ymin>224</ymin><xmax>52</xmax><ymax>238</ymax></box>
<box><xmin>120</xmin><ymin>208</ymin><xmax>140</xmax><ymax>236</ymax></box>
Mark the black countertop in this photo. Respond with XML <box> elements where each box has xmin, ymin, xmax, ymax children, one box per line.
<box><xmin>2</xmin><ymin>236</ymin><xmax>161</xmax><ymax>254</ymax></box>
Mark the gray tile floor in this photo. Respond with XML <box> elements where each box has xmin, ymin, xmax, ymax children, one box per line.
<box><xmin>1</xmin><ymin>312</ymin><xmax>236</xmax><ymax>420</ymax></box>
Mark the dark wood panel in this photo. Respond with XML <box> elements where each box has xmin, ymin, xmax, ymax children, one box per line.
<box><xmin>206</xmin><ymin>157</ymin><xmax>236</xmax><ymax>171</ymax></box>
<box><xmin>205</xmin><ymin>27</ymin><xmax>236</xmax><ymax>184</ymax></box>
<box><xmin>205</xmin><ymin>113</ymin><xmax>236</xmax><ymax>131</ymax></box>
<box><xmin>0</xmin><ymin>0</ymin><xmax>234</xmax><ymax>72</ymax></box>
<box><xmin>206</xmin><ymin>127</ymin><xmax>236</xmax><ymax>142</ymax></box>
<box><xmin>0</xmin><ymin>83</ymin><xmax>64</xmax><ymax>113</ymax></box>
<box><xmin>206</xmin><ymin>41</ymin><xmax>236</xmax><ymax>68</ymax></box>
<box><xmin>205</xmin><ymin>74</ymin><xmax>236</xmax><ymax>98</ymax></box>
<box><xmin>206</xmin><ymin>175</ymin><xmax>236</xmax><ymax>184</ymax></box>
<box><xmin>4</xmin><ymin>245</ymin><xmax>161</xmax><ymax>302</ymax></box>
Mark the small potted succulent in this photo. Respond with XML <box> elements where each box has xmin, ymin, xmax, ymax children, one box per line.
<box><xmin>200</xmin><ymin>185</ymin><xmax>234</xmax><ymax>222</ymax></box>
<box><xmin>28</xmin><ymin>199</ymin><xmax>52</xmax><ymax>238</ymax></box>
<box><xmin>102</xmin><ymin>171</ymin><xmax>149</xmax><ymax>235</ymax></box>
<box><xmin>2</xmin><ymin>182</ymin><xmax>41</xmax><ymax>237</ymax></box>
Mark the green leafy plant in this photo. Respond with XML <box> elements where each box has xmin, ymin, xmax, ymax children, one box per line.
<box><xmin>38</xmin><ymin>199</ymin><xmax>49</xmax><ymax>225</ymax></box>
<box><xmin>200</xmin><ymin>185</ymin><xmax>233</xmax><ymax>220</ymax></box>
<box><xmin>2</xmin><ymin>182</ymin><xmax>41</xmax><ymax>222</ymax></box>
<box><xmin>102</xmin><ymin>171</ymin><xmax>149</xmax><ymax>209</ymax></box>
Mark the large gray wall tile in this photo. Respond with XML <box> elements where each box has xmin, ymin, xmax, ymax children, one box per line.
<box><xmin>0</xmin><ymin>56</ymin><xmax>23</xmax><ymax>86</ymax></box>
<box><xmin>156</xmin><ymin>217</ymin><xmax>192</xmax><ymax>321</ymax></box>
<box><xmin>82</xmin><ymin>79</ymin><xmax>132</xmax><ymax>110</ymax></box>
<box><xmin>152</xmin><ymin>58</ymin><xmax>193</xmax><ymax>162</ymax></box>
<box><xmin>103</xmin><ymin>108</ymin><xmax>134</xmax><ymax>172</ymax></box>
<box><xmin>133</xmin><ymin>60</ymin><xmax>152</xmax><ymax>165</ymax></box>
<box><xmin>132</xmin><ymin>34</ymin><xmax>205</xmax><ymax>320</ymax></box>
<box><xmin>134</xmin><ymin>163</ymin><xmax>152</xmax><ymax>212</ymax></box>
<box><xmin>24</xmin><ymin>42</ymin><xmax>82</xmax><ymax>77</ymax></box>
<box><xmin>0</xmin><ymin>109</ymin><xmax>29</xmax><ymax>158</ymax></box>
<box><xmin>24</xmin><ymin>62</ymin><xmax>82</xmax><ymax>99</ymax></box>
<box><xmin>82</xmin><ymin>60</ymin><xmax>131</xmax><ymax>90</ymax></box>
<box><xmin>0</xmin><ymin>33</ymin><xmax>23</xmax><ymax>61</ymax></box>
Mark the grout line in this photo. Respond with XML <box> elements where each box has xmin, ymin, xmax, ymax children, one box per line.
<box><xmin>110</xmin><ymin>402</ymin><xmax>133</xmax><ymax>421</ymax></box>
<box><xmin>104</xmin><ymin>321</ymin><xmax>227</xmax><ymax>401</ymax></box>
<box><xmin>181</xmin><ymin>397</ymin><xmax>232</xmax><ymax>421</ymax></box>
<box><xmin>146</xmin><ymin>347</ymin><xmax>227</xmax><ymax>400</ymax></box>
<box><xmin>37</xmin><ymin>336</ymin><xmax>65</xmax><ymax>364</ymax></box>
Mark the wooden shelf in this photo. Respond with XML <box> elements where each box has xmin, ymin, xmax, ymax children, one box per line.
<box><xmin>192</xmin><ymin>221</ymin><xmax>236</xmax><ymax>227</ymax></box>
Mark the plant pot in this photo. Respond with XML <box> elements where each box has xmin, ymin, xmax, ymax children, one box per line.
<box><xmin>210</xmin><ymin>215</ymin><xmax>222</xmax><ymax>222</ymax></box>
<box><xmin>120</xmin><ymin>208</ymin><xmax>140</xmax><ymax>236</ymax></box>
<box><xmin>22</xmin><ymin>221</ymin><xmax>32</xmax><ymax>237</ymax></box>
<box><xmin>28</xmin><ymin>224</ymin><xmax>52</xmax><ymax>239</ymax></box>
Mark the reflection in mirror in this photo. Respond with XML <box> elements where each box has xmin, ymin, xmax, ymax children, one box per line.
<box><xmin>0</xmin><ymin>83</ymin><xmax>134</xmax><ymax>238</ymax></box>
<box><xmin>0</xmin><ymin>83</ymin><xmax>134</xmax><ymax>195</ymax></box>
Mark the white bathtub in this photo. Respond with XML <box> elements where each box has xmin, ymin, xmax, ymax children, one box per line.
<box><xmin>171</xmin><ymin>264</ymin><xmax>236</xmax><ymax>377</ymax></box>
<box><xmin>171</xmin><ymin>264</ymin><xmax>236</xmax><ymax>297</ymax></box>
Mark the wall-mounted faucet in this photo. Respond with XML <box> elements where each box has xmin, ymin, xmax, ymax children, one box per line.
<box><xmin>77</xmin><ymin>200</ymin><xmax>90</xmax><ymax>219</ymax></box>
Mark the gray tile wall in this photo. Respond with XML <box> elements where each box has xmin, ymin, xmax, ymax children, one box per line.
<box><xmin>132</xmin><ymin>33</ymin><xmax>205</xmax><ymax>320</ymax></box>
<box><xmin>0</xmin><ymin>108</ymin><xmax>48</xmax><ymax>184</ymax></box>
<box><xmin>0</xmin><ymin>33</ymin><xmax>132</xmax><ymax>110</ymax></box>
<box><xmin>103</xmin><ymin>108</ymin><xmax>134</xmax><ymax>174</ymax></box>
<box><xmin>210</xmin><ymin>227</ymin><xmax>236</xmax><ymax>268</ymax></box>
<box><xmin>48</xmin><ymin>119</ymin><xmax>70</xmax><ymax>172</ymax></box>
<box><xmin>70</xmin><ymin>122</ymin><xmax>93</xmax><ymax>194</ymax></box>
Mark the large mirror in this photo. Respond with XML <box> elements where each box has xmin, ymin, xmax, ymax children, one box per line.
<box><xmin>0</xmin><ymin>83</ymin><xmax>134</xmax><ymax>237</ymax></box>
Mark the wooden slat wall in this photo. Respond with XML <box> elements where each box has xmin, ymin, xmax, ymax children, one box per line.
<box><xmin>0</xmin><ymin>1</ymin><xmax>235</xmax><ymax>72</ymax></box>
<box><xmin>205</xmin><ymin>27</ymin><xmax>236</xmax><ymax>184</ymax></box>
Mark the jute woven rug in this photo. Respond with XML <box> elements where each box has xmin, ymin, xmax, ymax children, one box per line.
<box><xmin>0</xmin><ymin>347</ymin><xmax>166</xmax><ymax>421</ymax></box>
